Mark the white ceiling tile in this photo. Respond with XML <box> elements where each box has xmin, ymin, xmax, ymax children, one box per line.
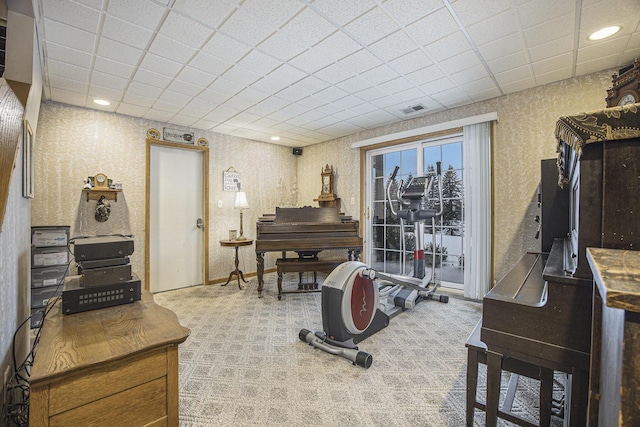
<box><xmin>423</xmin><ymin>31</ymin><xmax>472</xmax><ymax>62</ymax></box>
<box><xmin>382</xmin><ymin>0</ymin><xmax>443</xmax><ymax>26</ymax></box>
<box><xmin>388</xmin><ymin>50</ymin><xmax>433</xmax><ymax>75</ymax></box>
<box><xmin>449</xmin><ymin>64</ymin><xmax>489</xmax><ymax>86</ymax></box>
<box><xmin>527</xmin><ymin>34</ymin><xmax>574</xmax><ymax>63</ymax></box>
<box><xmin>313</xmin><ymin>86</ymin><xmax>349</xmax><ymax>103</ymax></box>
<box><xmin>188</xmin><ymin>51</ymin><xmax>232</xmax><ymax>76</ymax></box>
<box><xmin>237</xmin><ymin>49</ymin><xmax>281</xmax><ymax>75</ymax></box>
<box><xmin>355</xmin><ymin>86</ymin><xmax>388</xmax><ymax>102</ymax></box>
<box><xmin>41</xmin><ymin>0</ymin><xmax>101</xmax><ymax>33</ymax></box>
<box><xmin>97</xmin><ymin>38</ymin><xmax>143</xmax><ymax>66</ymax></box>
<box><xmin>495</xmin><ymin>65</ymin><xmax>533</xmax><ymax>85</ymax></box>
<box><xmin>219</xmin><ymin>7</ymin><xmax>276</xmax><ymax>46</ymax></box>
<box><xmin>211</xmin><ymin>123</ymin><xmax>240</xmax><ymax>134</ymax></box>
<box><xmin>296</xmin><ymin>96</ymin><xmax>326</xmax><ymax>110</ymax></box>
<box><xmin>156</xmin><ymin>89</ymin><xmax>193</xmax><ymax>106</ymax></box>
<box><xmin>577</xmin><ymin>36</ymin><xmax>630</xmax><ymax>64</ymax></box>
<box><xmin>208</xmin><ymin>77</ymin><xmax>244</xmax><ymax>96</ymax></box>
<box><xmin>249</xmin><ymin>96</ymin><xmax>291</xmax><ymax>115</ymax></box>
<box><xmin>101</xmin><ymin>16</ymin><xmax>154</xmax><ymax>50</ymax></box>
<box><xmin>93</xmin><ymin>56</ymin><xmax>135</xmax><ymax>79</ymax></box>
<box><xmin>221</xmin><ymin>65</ymin><xmax>263</xmax><ymax>87</ymax></box>
<box><xmin>279</xmin><ymin>7</ymin><xmax>337</xmax><ymax>48</ymax></box>
<box><xmin>451</xmin><ymin>0</ymin><xmax>512</xmax><ymax>27</ymax></box>
<box><xmin>467</xmin><ymin>87</ymin><xmax>502</xmax><ymax>102</ymax></box>
<box><xmin>313</xmin><ymin>63</ymin><xmax>354</xmax><ymax>84</ymax></box>
<box><xmin>579</xmin><ymin>0</ymin><xmax>640</xmax><ymax>42</ymax></box>
<box><xmin>249</xmin><ymin>75</ymin><xmax>289</xmax><ymax>96</ymax></box>
<box><xmin>458</xmin><ymin>77</ymin><xmax>497</xmax><ymax>95</ymax></box>
<box><xmin>406</xmin><ymin>8</ymin><xmax>458</xmax><ymax>46</ymax></box>
<box><xmin>43</xmin><ymin>18</ymin><xmax>96</xmax><ymax>53</ymax></box>
<box><xmin>532</xmin><ymin>53</ymin><xmax>573</xmax><ymax>75</ymax></box>
<box><xmin>127</xmin><ymin>81</ymin><xmax>164</xmax><ymax>99</ymax></box>
<box><xmin>168</xmin><ymin>115</ymin><xmax>198</xmax><ymax>127</ymax></box>
<box><xmin>241</xmin><ymin>0</ymin><xmax>305</xmax><ymax>28</ymax></box>
<box><xmin>267</xmin><ymin>64</ymin><xmax>308</xmax><ymax>86</ymax></box>
<box><xmin>202</xmin><ymin>33</ymin><xmax>251</xmax><ymax>64</ymax></box>
<box><xmin>87</xmin><ymin>85</ymin><xmax>124</xmax><ymax>102</ymax></box>
<box><xmin>173</xmin><ymin>0</ymin><xmax>237</xmax><ymax>29</ymax></box>
<box><xmin>46</xmin><ymin>59</ymin><xmax>91</xmax><ymax>83</ymax></box>
<box><xmin>310</xmin><ymin>0</ymin><xmax>376</xmax><ymax>26</ymax></box>
<box><xmin>117</xmin><ymin>103</ymin><xmax>150</xmax><ymax>118</ymax></box>
<box><xmin>360</xmin><ymin>64</ymin><xmax>401</xmax><ymax>86</ymax></box>
<box><xmin>48</xmin><ymin>75</ymin><xmax>88</xmax><ymax>94</ymax></box>
<box><xmin>378</xmin><ymin>77</ymin><xmax>416</xmax><ymax>95</ymax></box>
<box><xmin>122</xmin><ymin>92</ymin><xmax>156</xmax><ymax>108</ymax></box>
<box><xmin>139</xmin><ymin>53</ymin><xmax>183</xmax><ymax>78</ymax></box>
<box><xmin>418</xmin><ymin>76</ymin><xmax>457</xmax><ymax>95</ymax></box>
<box><xmin>535</xmin><ymin>67</ymin><xmax>573</xmax><ymax>86</ymax></box>
<box><xmin>143</xmin><ymin>109</ymin><xmax>175</xmax><ymax>122</ymax></box>
<box><xmin>288</xmin><ymin>47</ymin><xmax>339</xmax><ymax>74</ymax></box>
<box><xmin>153</xmin><ymin>100</ymin><xmax>185</xmax><ymax>114</ymax></box>
<box><xmin>90</xmin><ymin>70</ymin><xmax>128</xmax><ymax>90</ymax></box>
<box><xmin>516</xmin><ymin>0</ymin><xmax>575</xmax><ymax>28</ymax></box>
<box><xmin>344</xmin><ymin>6</ymin><xmax>400</xmax><ymax>45</ymax></box>
<box><xmin>191</xmin><ymin>119</ymin><xmax>220</xmax><ymax>130</ymax></box>
<box><xmin>132</xmin><ymin>68</ymin><xmax>172</xmax><ymax>89</ymax></box>
<box><xmin>167</xmin><ymin>79</ymin><xmax>204</xmax><ymax>97</ymax></box>
<box><xmin>438</xmin><ymin>50</ymin><xmax>482</xmax><ymax>75</ymax></box>
<box><xmin>575</xmin><ymin>52</ymin><xmax>623</xmax><ymax>75</ymax></box>
<box><xmin>106</xmin><ymin>0</ymin><xmax>167</xmax><ymax>30</ymax></box>
<box><xmin>234</xmin><ymin>86</ymin><xmax>269</xmax><ymax>105</ymax></box>
<box><xmin>500</xmin><ymin>77</ymin><xmax>536</xmax><ymax>94</ymax></box>
<box><xmin>45</xmin><ymin>42</ymin><xmax>93</xmax><ymax>68</ymax></box>
<box><xmin>371</xmin><ymin>31</ymin><xmax>418</xmax><ymax>63</ymax></box>
<box><xmin>158</xmin><ymin>11</ymin><xmax>213</xmax><ymax>48</ymax></box>
<box><xmin>405</xmin><ymin>65</ymin><xmax>447</xmax><ymax>86</ymax></box>
<box><xmin>524</xmin><ymin>13</ymin><xmax>575</xmax><ymax>47</ymax></box>
<box><xmin>336</xmin><ymin>75</ymin><xmax>373</xmax><ymax>93</ymax></box>
<box><xmin>197</xmin><ymin>88</ymin><xmax>230</xmax><ymax>104</ymax></box>
<box><xmin>430</xmin><ymin>87</ymin><xmax>470</xmax><ymax>107</ymax></box>
<box><xmin>467</xmin><ymin>10</ymin><xmax>519</xmax><ymax>46</ymax></box>
<box><xmin>314</xmin><ymin>31</ymin><xmax>363</xmax><ymax>61</ymax></box>
<box><xmin>486</xmin><ymin>50</ymin><xmax>529</xmax><ymax>74</ymax></box>
<box><xmin>148</xmin><ymin>34</ymin><xmax>197</xmax><ymax>64</ymax></box>
<box><xmin>256</xmin><ymin>30</ymin><xmax>308</xmax><ymax>62</ymax></box>
<box><xmin>338</xmin><ymin>49</ymin><xmax>382</xmax><ymax>74</ymax></box>
<box><xmin>176</xmin><ymin>66</ymin><xmax>218</xmax><ymax>88</ymax></box>
<box><xmin>477</xmin><ymin>33</ymin><xmax>525</xmax><ymax>62</ymax></box>
<box><xmin>49</xmin><ymin>87</ymin><xmax>87</xmax><ymax>105</ymax></box>
<box><xmin>205</xmin><ymin>105</ymin><xmax>241</xmax><ymax>122</ymax></box>
<box><xmin>369</xmin><ymin>95</ymin><xmax>401</xmax><ymax>109</ymax></box>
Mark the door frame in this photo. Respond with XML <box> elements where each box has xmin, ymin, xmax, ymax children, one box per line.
<box><xmin>145</xmin><ymin>138</ymin><xmax>210</xmax><ymax>291</ymax></box>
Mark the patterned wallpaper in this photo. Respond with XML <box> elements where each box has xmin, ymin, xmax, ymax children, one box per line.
<box><xmin>33</xmin><ymin>103</ymin><xmax>296</xmax><ymax>286</ymax></box>
<box><xmin>33</xmin><ymin>69</ymin><xmax>613</xmax><ymax>292</ymax></box>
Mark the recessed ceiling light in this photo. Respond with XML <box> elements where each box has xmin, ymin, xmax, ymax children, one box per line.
<box><xmin>588</xmin><ymin>25</ymin><xmax>621</xmax><ymax>41</ymax></box>
<box><xmin>270</xmin><ymin>136</ymin><xmax>280</xmax><ymax>141</ymax></box>
<box><xmin>93</xmin><ymin>99</ymin><xmax>111</xmax><ymax>106</ymax></box>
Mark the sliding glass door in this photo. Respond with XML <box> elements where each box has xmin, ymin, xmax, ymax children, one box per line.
<box><xmin>366</xmin><ymin>134</ymin><xmax>465</xmax><ymax>291</ymax></box>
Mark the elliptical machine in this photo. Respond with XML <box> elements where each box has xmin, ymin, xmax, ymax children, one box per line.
<box><xmin>299</xmin><ymin>162</ymin><xmax>448</xmax><ymax>368</ymax></box>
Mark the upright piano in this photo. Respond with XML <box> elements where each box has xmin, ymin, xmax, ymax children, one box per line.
<box><xmin>481</xmin><ymin>104</ymin><xmax>640</xmax><ymax>426</ymax></box>
<box><xmin>255</xmin><ymin>207</ymin><xmax>363</xmax><ymax>297</ymax></box>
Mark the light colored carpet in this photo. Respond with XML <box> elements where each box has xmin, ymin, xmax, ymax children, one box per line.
<box><xmin>153</xmin><ymin>272</ymin><xmax>562</xmax><ymax>426</ymax></box>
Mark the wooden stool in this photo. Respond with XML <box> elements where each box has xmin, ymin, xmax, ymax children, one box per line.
<box><xmin>466</xmin><ymin>320</ymin><xmax>555</xmax><ymax>427</ymax></box>
<box><xmin>275</xmin><ymin>258</ymin><xmax>345</xmax><ymax>300</ymax></box>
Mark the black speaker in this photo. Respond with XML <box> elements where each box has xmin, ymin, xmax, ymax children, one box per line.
<box><xmin>292</xmin><ymin>148</ymin><xmax>302</xmax><ymax>156</ymax></box>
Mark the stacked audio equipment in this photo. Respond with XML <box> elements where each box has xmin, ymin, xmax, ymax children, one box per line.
<box><xmin>30</xmin><ymin>226</ymin><xmax>71</xmax><ymax>328</ymax></box>
<box><xmin>63</xmin><ymin>235</ymin><xmax>141</xmax><ymax>314</ymax></box>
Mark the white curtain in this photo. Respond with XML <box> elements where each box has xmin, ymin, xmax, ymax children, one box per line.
<box><xmin>463</xmin><ymin>121</ymin><xmax>492</xmax><ymax>300</ymax></box>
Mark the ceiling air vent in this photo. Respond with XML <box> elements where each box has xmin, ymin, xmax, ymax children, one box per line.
<box><xmin>400</xmin><ymin>104</ymin><xmax>426</xmax><ymax>115</ymax></box>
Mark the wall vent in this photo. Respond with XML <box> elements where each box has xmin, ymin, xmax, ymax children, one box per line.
<box><xmin>400</xmin><ymin>104</ymin><xmax>426</xmax><ymax>115</ymax></box>
<box><xmin>0</xmin><ymin>23</ymin><xmax>5</xmax><ymax>77</ymax></box>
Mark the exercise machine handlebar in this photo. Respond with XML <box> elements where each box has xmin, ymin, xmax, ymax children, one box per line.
<box><xmin>299</xmin><ymin>329</ymin><xmax>373</xmax><ymax>368</ymax></box>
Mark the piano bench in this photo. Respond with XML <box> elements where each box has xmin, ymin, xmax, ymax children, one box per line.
<box><xmin>275</xmin><ymin>258</ymin><xmax>346</xmax><ymax>300</ymax></box>
<box><xmin>466</xmin><ymin>320</ymin><xmax>555</xmax><ymax>427</ymax></box>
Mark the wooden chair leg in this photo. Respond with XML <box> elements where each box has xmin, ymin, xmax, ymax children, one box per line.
<box><xmin>539</xmin><ymin>368</ymin><xmax>554</xmax><ymax>427</ymax></box>
<box><xmin>466</xmin><ymin>348</ymin><xmax>479</xmax><ymax>427</ymax></box>
<box><xmin>486</xmin><ymin>350</ymin><xmax>503</xmax><ymax>427</ymax></box>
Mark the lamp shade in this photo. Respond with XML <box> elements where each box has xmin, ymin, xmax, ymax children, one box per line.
<box><xmin>234</xmin><ymin>191</ymin><xmax>249</xmax><ymax>209</ymax></box>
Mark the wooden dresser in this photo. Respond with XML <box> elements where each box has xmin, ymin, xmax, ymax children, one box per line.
<box><xmin>30</xmin><ymin>290</ymin><xmax>190</xmax><ymax>427</ymax></box>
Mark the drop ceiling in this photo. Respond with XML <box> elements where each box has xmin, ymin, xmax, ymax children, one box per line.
<box><xmin>33</xmin><ymin>0</ymin><xmax>640</xmax><ymax>147</ymax></box>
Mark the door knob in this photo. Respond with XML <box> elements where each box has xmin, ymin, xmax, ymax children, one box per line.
<box><xmin>196</xmin><ymin>218</ymin><xmax>204</xmax><ymax>229</ymax></box>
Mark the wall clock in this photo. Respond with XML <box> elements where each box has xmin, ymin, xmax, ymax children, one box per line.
<box><xmin>605</xmin><ymin>58</ymin><xmax>640</xmax><ymax>107</ymax></box>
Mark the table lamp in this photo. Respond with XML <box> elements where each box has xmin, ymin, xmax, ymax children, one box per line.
<box><xmin>234</xmin><ymin>191</ymin><xmax>249</xmax><ymax>240</ymax></box>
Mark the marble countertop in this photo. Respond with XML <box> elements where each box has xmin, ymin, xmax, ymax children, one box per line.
<box><xmin>586</xmin><ymin>247</ymin><xmax>640</xmax><ymax>312</ymax></box>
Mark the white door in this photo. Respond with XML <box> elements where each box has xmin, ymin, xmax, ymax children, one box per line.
<box><xmin>149</xmin><ymin>145</ymin><xmax>204</xmax><ymax>292</ymax></box>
